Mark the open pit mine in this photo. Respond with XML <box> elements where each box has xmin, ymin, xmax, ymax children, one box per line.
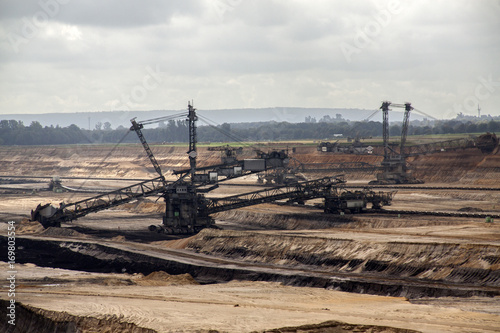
<box><xmin>1</xmin><ymin>104</ymin><xmax>500</xmax><ymax>332</ymax></box>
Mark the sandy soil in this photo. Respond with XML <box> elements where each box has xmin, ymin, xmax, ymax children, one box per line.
<box><xmin>1</xmin><ymin>144</ymin><xmax>500</xmax><ymax>332</ymax></box>
<box><xmin>1</xmin><ymin>194</ymin><xmax>499</xmax><ymax>332</ymax></box>
<box><xmin>1</xmin><ymin>262</ymin><xmax>499</xmax><ymax>333</ymax></box>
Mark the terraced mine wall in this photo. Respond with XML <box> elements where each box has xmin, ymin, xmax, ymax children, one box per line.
<box><xmin>0</xmin><ymin>299</ymin><xmax>155</xmax><ymax>333</ymax></box>
<box><xmin>213</xmin><ymin>209</ymin><xmax>354</xmax><ymax>230</ymax></box>
<box><xmin>1</xmin><ymin>144</ymin><xmax>498</xmax><ymax>185</ymax></box>
<box><xmin>411</xmin><ymin>149</ymin><xmax>500</xmax><ymax>185</ymax></box>
<box><xmin>188</xmin><ymin>229</ymin><xmax>500</xmax><ymax>294</ymax></box>
<box><xmin>0</xmin><ymin>145</ymin><xmax>226</xmax><ymax>179</ymax></box>
<box><xmin>2</xmin><ymin>235</ymin><xmax>499</xmax><ymax>299</ymax></box>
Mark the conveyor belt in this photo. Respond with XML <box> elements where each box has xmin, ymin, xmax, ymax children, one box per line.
<box><xmin>376</xmin><ymin>209</ymin><xmax>500</xmax><ymax>219</ymax></box>
<box><xmin>346</xmin><ymin>185</ymin><xmax>500</xmax><ymax>191</ymax></box>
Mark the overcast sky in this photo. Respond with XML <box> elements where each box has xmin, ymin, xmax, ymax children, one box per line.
<box><xmin>0</xmin><ymin>0</ymin><xmax>499</xmax><ymax>120</ymax></box>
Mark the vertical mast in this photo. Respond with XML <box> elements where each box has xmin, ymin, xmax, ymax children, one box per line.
<box><xmin>187</xmin><ymin>102</ymin><xmax>197</xmax><ymax>183</ymax></box>
<box><xmin>400</xmin><ymin>102</ymin><xmax>413</xmax><ymax>158</ymax></box>
<box><xmin>381</xmin><ymin>101</ymin><xmax>391</xmax><ymax>160</ymax></box>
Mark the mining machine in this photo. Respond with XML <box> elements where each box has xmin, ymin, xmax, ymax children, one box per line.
<box><xmin>370</xmin><ymin>103</ymin><xmax>499</xmax><ymax>184</ymax></box>
<box><xmin>312</xmin><ymin>101</ymin><xmax>497</xmax><ymax>183</ymax></box>
<box><xmin>207</xmin><ymin>145</ymin><xmax>243</xmax><ymax>164</ymax></box>
<box><xmin>31</xmin><ymin>103</ymin><xmax>395</xmax><ymax>234</ymax></box>
<box><xmin>370</xmin><ymin>101</ymin><xmax>423</xmax><ymax>184</ymax></box>
<box><xmin>309</xmin><ymin>101</ymin><xmax>420</xmax><ymax>183</ymax></box>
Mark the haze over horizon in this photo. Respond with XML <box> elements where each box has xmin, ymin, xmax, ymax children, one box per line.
<box><xmin>1</xmin><ymin>0</ymin><xmax>499</xmax><ymax>120</ymax></box>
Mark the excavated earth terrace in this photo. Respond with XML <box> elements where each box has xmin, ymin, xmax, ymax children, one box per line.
<box><xmin>0</xmin><ymin>143</ymin><xmax>500</xmax><ymax>332</ymax></box>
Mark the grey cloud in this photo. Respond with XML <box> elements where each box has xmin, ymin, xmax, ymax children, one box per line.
<box><xmin>0</xmin><ymin>0</ymin><xmax>201</xmax><ymax>27</ymax></box>
<box><xmin>0</xmin><ymin>0</ymin><xmax>499</xmax><ymax>117</ymax></box>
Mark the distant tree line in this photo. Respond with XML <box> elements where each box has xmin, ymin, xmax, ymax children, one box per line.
<box><xmin>0</xmin><ymin>120</ymin><xmax>89</xmax><ymax>145</ymax></box>
<box><xmin>1</xmin><ymin>118</ymin><xmax>499</xmax><ymax>146</ymax></box>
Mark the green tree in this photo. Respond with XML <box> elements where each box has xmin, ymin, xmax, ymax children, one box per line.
<box><xmin>29</xmin><ymin>121</ymin><xmax>43</xmax><ymax>130</ymax></box>
<box><xmin>488</xmin><ymin>120</ymin><xmax>499</xmax><ymax>132</ymax></box>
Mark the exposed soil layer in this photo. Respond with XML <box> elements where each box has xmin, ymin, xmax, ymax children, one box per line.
<box><xmin>188</xmin><ymin>229</ymin><xmax>500</xmax><ymax>292</ymax></box>
<box><xmin>4</xmin><ymin>262</ymin><xmax>499</xmax><ymax>333</ymax></box>
<box><xmin>2</xmin><ymin>234</ymin><xmax>498</xmax><ymax>299</ymax></box>
<box><xmin>1</xmin><ymin>143</ymin><xmax>500</xmax><ymax>331</ymax></box>
<box><xmin>411</xmin><ymin>149</ymin><xmax>500</xmax><ymax>185</ymax></box>
<box><xmin>0</xmin><ymin>299</ymin><xmax>420</xmax><ymax>333</ymax></box>
<box><xmin>262</xmin><ymin>320</ymin><xmax>420</xmax><ymax>333</ymax></box>
<box><xmin>1</xmin><ymin>144</ymin><xmax>499</xmax><ymax>185</ymax></box>
<box><xmin>0</xmin><ymin>145</ymin><xmax>255</xmax><ymax>180</ymax></box>
<box><xmin>213</xmin><ymin>208</ymin><xmax>354</xmax><ymax>230</ymax></box>
<box><xmin>0</xmin><ymin>299</ymin><xmax>155</xmax><ymax>333</ymax></box>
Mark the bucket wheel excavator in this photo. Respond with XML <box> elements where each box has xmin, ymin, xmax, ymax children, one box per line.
<box><xmin>31</xmin><ymin>103</ymin><xmax>395</xmax><ymax>234</ymax></box>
